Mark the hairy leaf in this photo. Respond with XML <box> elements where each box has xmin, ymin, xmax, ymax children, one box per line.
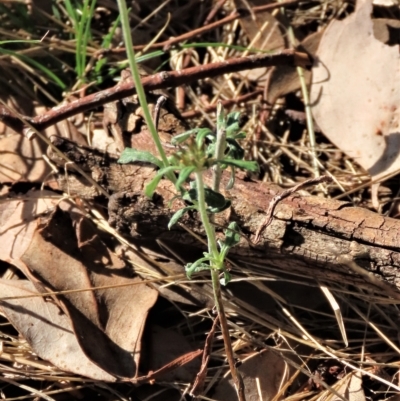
<box><xmin>168</xmin><ymin>206</ymin><xmax>194</xmax><ymax>229</ymax></box>
<box><xmin>196</xmin><ymin>128</ymin><xmax>214</xmax><ymax>149</ymax></box>
<box><xmin>171</xmin><ymin>128</ymin><xmax>198</xmax><ymax>145</ymax></box>
<box><xmin>208</xmin><ymin>199</ymin><xmax>231</xmax><ymax>214</ymax></box>
<box><xmin>204</xmin><ymin>188</ymin><xmax>227</xmax><ymax>208</ymax></box>
<box><xmin>226</xmin><ymin>111</ymin><xmax>241</xmax><ymax>127</ymax></box>
<box><xmin>118</xmin><ymin>147</ymin><xmax>163</xmax><ymax>168</ymax></box>
<box><xmin>226</xmin><ymin>166</ymin><xmax>235</xmax><ymax>190</ymax></box>
<box><xmin>145</xmin><ymin>166</ymin><xmax>178</xmax><ymax>197</ymax></box>
<box><xmin>226</xmin><ymin>138</ymin><xmax>245</xmax><ymax>160</ymax></box>
<box><xmin>185</xmin><ymin>260</ymin><xmax>210</xmax><ymax>279</ymax></box>
<box><xmin>220</xmin><ymin>270</ymin><xmax>232</xmax><ymax>286</ymax></box>
<box><xmin>176</xmin><ymin>166</ymin><xmax>196</xmax><ymax>189</ymax></box>
<box><xmin>224</xmin><ymin>222</ymin><xmax>241</xmax><ymax>248</ymax></box>
<box><xmin>220</xmin><ymin>158</ymin><xmax>259</xmax><ymax>172</ymax></box>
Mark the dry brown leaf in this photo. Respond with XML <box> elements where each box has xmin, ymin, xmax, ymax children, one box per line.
<box><xmin>234</xmin><ymin>0</ymin><xmax>286</xmax><ymax>82</ymax></box>
<box><xmin>373</xmin><ymin>19</ymin><xmax>400</xmax><ymax>46</ymax></box>
<box><xmin>0</xmin><ymin>279</ymin><xmax>116</xmax><ymax>381</ymax></box>
<box><xmin>20</xmin><ymin>204</ymin><xmax>158</xmax><ymax>378</ymax></box>
<box><xmin>0</xmin><ymin>189</ymin><xmax>56</xmax><ymax>266</ymax></box>
<box><xmin>212</xmin><ymin>349</ymin><xmax>289</xmax><ymax>401</ymax></box>
<box><xmin>0</xmin><ymin>134</ymin><xmax>49</xmax><ymax>183</ymax></box>
<box><xmin>0</xmin><ymin>100</ymin><xmax>87</xmax><ymax>184</ymax></box>
<box><xmin>310</xmin><ymin>0</ymin><xmax>400</xmax><ymax>181</ymax></box>
<box><xmin>266</xmin><ymin>30</ymin><xmax>323</xmax><ymax>104</ymax></box>
<box><xmin>0</xmin><ymin>191</ymin><xmax>158</xmax><ymax>379</ymax></box>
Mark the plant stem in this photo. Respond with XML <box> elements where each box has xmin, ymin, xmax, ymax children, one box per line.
<box><xmin>212</xmin><ymin>101</ymin><xmax>227</xmax><ymax>192</ymax></box>
<box><xmin>195</xmin><ymin>171</ymin><xmax>246</xmax><ymax>401</ymax></box>
<box><xmin>195</xmin><ymin>171</ymin><xmax>219</xmax><ymax>257</ymax></box>
<box><xmin>116</xmin><ymin>0</ymin><xmax>174</xmax><ymax>182</ymax></box>
<box><xmin>280</xmin><ymin>6</ymin><xmax>320</xmax><ymax>181</ymax></box>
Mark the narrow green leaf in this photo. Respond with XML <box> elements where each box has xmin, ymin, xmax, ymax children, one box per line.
<box><xmin>100</xmin><ymin>15</ymin><xmax>121</xmax><ymax>49</ymax></box>
<box><xmin>185</xmin><ymin>188</ymin><xmax>197</xmax><ymax>202</ymax></box>
<box><xmin>226</xmin><ymin>166</ymin><xmax>235</xmax><ymax>190</ymax></box>
<box><xmin>226</xmin><ymin>111</ymin><xmax>241</xmax><ymax>127</ymax></box>
<box><xmin>118</xmin><ymin>148</ymin><xmax>163</xmax><ymax>168</ymax></box>
<box><xmin>0</xmin><ymin>48</ymin><xmax>66</xmax><ymax>89</ymax></box>
<box><xmin>176</xmin><ymin>166</ymin><xmax>195</xmax><ymax>189</ymax></box>
<box><xmin>185</xmin><ymin>258</ymin><xmax>211</xmax><ymax>279</ymax></box>
<box><xmin>136</xmin><ymin>51</ymin><xmax>165</xmax><ymax>63</ymax></box>
<box><xmin>144</xmin><ymin>166</ymin><xmax>178</xmax><ymax>197</ymax></box>
<box><xmin>206</xmin><ymin>142</ymin><xmax>216</xmax><ymax>158</ymax></box>
<box><xmin>0</xmin><ymin>40</ymin><xmax>41</xmax><ymax>45</ymax></box>
<box><xmin>224</xmin><ymin>222</ymin><xmax>240</xmax><ymax>248</ymax></box>
<box><xmin>226</xmin><ymin>139</ymin><xmax>245</xmax><ymax>160</ymax></box>
<box><xmin>219</xmin><ymin>158</ymin><xmax>259</xmax><ymax>172</ymax></box>
<box><xmin>235</xmin><ymin>132</ymin><xmax>247</xmax><ymax>140</ymax></box>
<box><xmin>226</xmin><ymin>122</ymin><xmax>240</xmax><ymax>137</ymax></box>
<box><xmin>217</xmin><ymin>102</ymin><xmax>225</xmax><ymax>131</ymax></box>
<box><xmin>168</xmin><ymin>206</ymin><xmax>195</xmax><ymax>229</ymax></box>
<box><xmin>196</xmin><ymin>128</ymin><xmax>213</xmax><ymax>149</ymax></box>
<box><xmin>220</xmin><ymin>270</ymin><xmax>232</xmax><ymax>286</ymax></box>
<box><xmin>186</xmin><ymin>187</ymin><xmax>227</xmax><ymax>208</ymax></box>
<box><xmin>171</xmin><ymin>128</ymin><xmax>198</xmax><ymax>145</ymax></box>
<box><xmin>145</xmin><ymin>175</ymin><xmax>163</xmax><ymax>198</ymax></box>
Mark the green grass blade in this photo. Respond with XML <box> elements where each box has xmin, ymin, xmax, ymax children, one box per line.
<box><xmin>0</xmin><ymin>48</ymin><xmax>66</xmax><ymax>89</ymax></box>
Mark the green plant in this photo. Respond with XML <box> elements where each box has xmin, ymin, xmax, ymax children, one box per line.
<box><xmin>64</xmin><ymin>0</ymin><xmax>96</xmax><ymax>86</ymax></box>
<box><xmin>116</xmin><ymin>2</ymin><xmax>257</xmax><ymax>399</ymax></box>
<box><xmin>119</xmin><ymin>107</ymin><xmax>257</xmax><ymax>401</ymax></box>
<box><xmin>119</xmin><ymin>108</ymin><xmax>258</xmax><ymax>282</ymax></box>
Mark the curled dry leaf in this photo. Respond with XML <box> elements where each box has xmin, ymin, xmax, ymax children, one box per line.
<box><xmin>234</xmin><ymin>0</ymin><xmax>286</xmax><ymax>82</ymax></box>
<box><xmin>0</xmin><ymin>279</ymin><xmax>116</xmax><ymax>381</ymax></box>
<box><xmin>266</xmin><ymin>30</ymin><xmax>323</xmax><ymax>104</ymax></box>
<box><xmin>0</xmin><ymin>190</ymin><xmax>158</xmax><ymax>379</ymax></box>
<box><xmin>310</xmin><ymin>0</ymin><xmax>400</xmax><ymax>181</ymax></box>
<box><xmin>212</xmin><ymin>349</ymin><xmax>290</xmax><ymax>401</ymax></box>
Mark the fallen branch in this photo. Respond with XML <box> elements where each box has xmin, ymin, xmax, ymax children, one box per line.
<box><xmin>51</xmin><ymin>138</ymin><xmax>400</xmax><ymax>296</ymax></box>
<box><xmin>0</xmin><ymin>50</ymin><xmax>310</xmax><ymax>135</ymax></box>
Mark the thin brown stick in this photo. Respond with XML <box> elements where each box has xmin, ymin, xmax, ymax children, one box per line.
<box><xmin>203</xmin><ymin>0</ymin><xmax>228</xmax><ymax>25</ymax></box>
<box><xmin>0</xmin><ymin>50</ymin><xmax>310</xmax><ymax>135</ymax></box>
<box><xmin>108</xmin><ymin>0</ymin><xmax>303</xmax><ymax>52</ymax></box>
<box><xmin>190</xmin><ymin>316</ymin><xmax>219</xmax><ymax>397</ymax></box>
<box><xmin>254</xmin><ymin>175</ymin><xmax>333</xmax><ymax>243</ymax></box>
<box><xmin>133</xmin><ymin>349</ymin><xmax>203</xmax><ymax>384</ymax></box>
<box><xmin>181</xmin><ymin>89</ymin><xmax>263</xmax><ymax>119</ymax></box>
<box><xmin>211</xmin><ymin>270</ymin><xmax>246</xmax><ymax>401</ymax></box>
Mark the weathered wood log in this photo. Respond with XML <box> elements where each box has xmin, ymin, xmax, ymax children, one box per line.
<box><xmin>49</xmin><ymin>137</ymin><xmax>400</xmax><ymax>298</ymax></box>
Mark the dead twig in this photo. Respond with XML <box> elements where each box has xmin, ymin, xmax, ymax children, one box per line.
<box><xmin>0</xmin><ymin>50</ymin><xmax>310</xmax><ymax>135</ymax></box>
<box><xmin>190</xmin><ymin>316</ymin><xmax>219</xmax><ymax>397</ymax></box>
<box><xmin>254</xmin><ymin>175</ymin><xmax>333</xmax><ymax>243</ymax></box>
<box><xmin>107</xmin><ymin>0</ymin><xmax>304</xmax><ymax>53</ymax></box>
<box><xmin>181</xmin><ymin>89</ymin><xmax>263</xmax><ymax>119</ymax></box>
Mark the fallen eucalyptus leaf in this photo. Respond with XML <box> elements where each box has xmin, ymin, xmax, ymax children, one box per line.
<box><xmin>311</xmin><ymin>0</ymin><xmax>400</xmax><ymax>181</ymax></box>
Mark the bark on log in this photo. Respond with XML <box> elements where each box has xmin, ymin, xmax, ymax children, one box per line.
<box><xmin>49</xmin><ymin>137</ymin><xmax>400</xmax><ymax>298</ymax></box>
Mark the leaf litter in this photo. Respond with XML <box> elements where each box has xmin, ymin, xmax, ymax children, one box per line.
<box><xmin>1</xmin><ymin>0</ymin><xmax>400</xmax><ymax>400</ymax></box>
<box><xmin>0</xmin><ymin>190</ymin><xmax>158</xmax><ymax>379</ymax></box>
<box><xmin>311</xmin><ymin>0</ymin><xmax>400</xmax><ymax>182</ymax></box>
